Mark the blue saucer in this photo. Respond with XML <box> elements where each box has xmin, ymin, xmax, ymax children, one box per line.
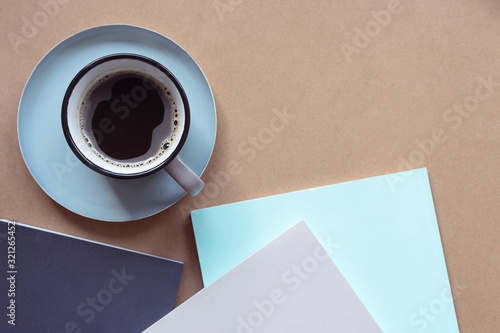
<box><xmin>18</xmin><ymin>25</ymin><xmax>216</xmax><ymax>222</ymax></box>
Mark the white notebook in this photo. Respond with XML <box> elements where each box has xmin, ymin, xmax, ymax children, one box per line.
<box><xmin>144</xmin><ymin>220</ymin><xmax>381</xmax><ymax>332</ymax></box>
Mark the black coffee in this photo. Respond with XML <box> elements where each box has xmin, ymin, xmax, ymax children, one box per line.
<box><xmin>92</xmin><ymin>76</ymin><xmax>164</xmax><ymax>160</ymax></box>
<box><xmin>78</xmin><ymin>69</ymin><xmax>180</xmax><ymax>168</ymax></box>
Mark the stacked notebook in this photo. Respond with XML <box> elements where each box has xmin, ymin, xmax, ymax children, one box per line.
<box><xmin>1</xmin><ymin>168</ymin><xmax>461</xmax><ymax>332</ymax></box>
<box><xmin>147</xmin><ymin>168</ymin><xmax>460</xmax><ymax>332</ymax></box>
<box><xmin>145</xmin><ymin>220</ymin><xmax>382</xmax><ymax>332</ymax></box>
<box><xmin>0</xmin><ymin>220</ymin><xmax>184</xmax><ymax>332</ymax></box>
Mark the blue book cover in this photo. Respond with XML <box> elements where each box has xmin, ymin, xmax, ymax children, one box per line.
<box><xmin>0</xmin><ymin>220</ymin><xmax>183</xmax><ymax>333</ymax></box>
<box><xmin>191</xmin><ymin>168</ymin><xmax>460</xmax><ymax>333</ymax></box>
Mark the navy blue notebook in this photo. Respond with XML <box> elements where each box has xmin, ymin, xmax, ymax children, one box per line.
<box><xmin>0</xmin><ymin>219</ymin><xmax>183</xmax><ymax>333</ymax></box>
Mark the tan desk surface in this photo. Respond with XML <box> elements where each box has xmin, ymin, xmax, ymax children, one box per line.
<box><xmin>1</xmin><ymin>0</ymin><xmax>499</xmax><ymax>331</ymax></box>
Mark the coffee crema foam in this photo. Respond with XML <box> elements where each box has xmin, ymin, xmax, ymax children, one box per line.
<box><xmin>77</xmin><ymin>68</ymin><xmax>181</xmax><ymax>170</ymax></box>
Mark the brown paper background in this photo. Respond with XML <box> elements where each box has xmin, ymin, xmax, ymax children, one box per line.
<box><xmin>1</xmin><ymin>0</ymin><xmax>499</xmax><ymax>331</ymax></box>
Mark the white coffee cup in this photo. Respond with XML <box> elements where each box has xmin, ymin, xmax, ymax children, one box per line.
<box><xmin>62</xmin><ymin>54</ymin><xmax>204</xmax><ymax>196</ymax></box>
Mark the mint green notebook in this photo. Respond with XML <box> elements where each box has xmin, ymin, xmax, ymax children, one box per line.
<box><xmin>191</xmin><ymin>168</ymin><xmax>460</xmax><ymax>333</ymax></box>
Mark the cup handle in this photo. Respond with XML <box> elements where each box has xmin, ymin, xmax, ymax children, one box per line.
<box><xmin>164</xmin><ymin>156</ymin><xmax>204</xmax><ymax>196</ymax></box>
